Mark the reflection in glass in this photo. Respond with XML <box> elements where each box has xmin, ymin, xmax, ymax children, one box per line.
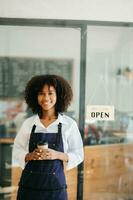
<box><xmin>85</xmin><ymin>26</ymin><xmax>133</xmax><ymax>145</ymax></box>
<box><xmin>84</xmin><ymin>25</ymin><xmax>133</xmax><ymax>200</ymax></box>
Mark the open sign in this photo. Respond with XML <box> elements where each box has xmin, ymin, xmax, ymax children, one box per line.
<box><xmin>87</xmin><ymin>105</ymin><xmax>114</xmax><ymax>121</ymax></box>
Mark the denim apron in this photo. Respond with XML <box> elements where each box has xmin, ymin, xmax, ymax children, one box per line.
<box><xmin>17</xmin><ymin>123</ymin><xmax>67</xmax><ymax>200</ymax></box>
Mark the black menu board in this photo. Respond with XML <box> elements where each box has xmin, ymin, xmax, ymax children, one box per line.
<box><xmin>0</xmin><ymin>57</ymin><xmax>73</xmax><ymax>97</ymax></box>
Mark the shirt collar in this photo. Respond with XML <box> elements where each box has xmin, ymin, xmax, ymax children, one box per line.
<box><xmin>33</xmin><ymin>113</ymin><xmax>68</xmax><ymax>127</ymax></box>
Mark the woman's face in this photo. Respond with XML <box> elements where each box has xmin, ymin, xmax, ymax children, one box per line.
<box><xmin>38</xmin><ymin>85</ymin><xmax>57</xmax><ymax>112</ymax></box>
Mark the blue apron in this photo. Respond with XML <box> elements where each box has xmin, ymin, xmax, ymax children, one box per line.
<box><xmin>17</xmin><ymin>123</ymin><xmax>68</xmax><ymax>200</ymax></box>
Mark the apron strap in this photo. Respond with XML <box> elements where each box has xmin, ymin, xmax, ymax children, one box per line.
<box><xmin>31</xmin><ymin>124</ymin><xmax>36</xmax><ymax>134</ymax></box>
<box><xmin>56</xmin><ymin>123</ymin><xmax>62</xmax><ymax>147</ymax></box>
<box><xmin>29</xmin><ymin>124</ymin><xmax>36</xmax><ymax>152</ymax></box>
<box><xmin>58</xmin><ymin>122</ymin><xmax>62</xmax><ymax>135</ymax></box>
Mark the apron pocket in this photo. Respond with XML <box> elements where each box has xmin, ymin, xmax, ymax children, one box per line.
<box><xmin>20</xmin><ymin>169</ymin><xmax>65</xmax><ymax>190</ymax></box>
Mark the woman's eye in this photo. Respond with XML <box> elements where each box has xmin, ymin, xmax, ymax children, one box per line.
<box><xmin>39</xmin><ymin>92</ymin><xmax>43</xmax><ymax>95</ymax></box>
<box><xmin>38</xmin><ymin>92</ymin><xmax>55</xmax><ymax>96</ymax></box>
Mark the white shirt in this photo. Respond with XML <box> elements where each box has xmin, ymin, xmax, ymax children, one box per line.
<box><xmin>12</xmin><ymin>113</ymin><xmax>84</xmax><ymax>170</ymax></box>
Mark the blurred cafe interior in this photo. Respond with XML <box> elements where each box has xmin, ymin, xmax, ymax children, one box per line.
<box><xmin>0</xmin><ymin>18</ymin><xmax>133</xmax><ymax>200</ymax></box>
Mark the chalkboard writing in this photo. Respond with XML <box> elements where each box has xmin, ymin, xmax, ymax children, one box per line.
<box><xmin>0</xmin><ymin>57</ymin><xmax>73</xmax><ymax>97</ymax></box>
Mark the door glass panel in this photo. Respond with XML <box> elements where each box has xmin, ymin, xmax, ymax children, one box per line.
<box><xmin>84</xmin><ymin>25</ymin><xmax>133</xmax><ymax>200</ymax></box>
<box><xmin>0</xmin><ymin>25</ymin><xmax>80</xmax><ymax>200</ymax></box>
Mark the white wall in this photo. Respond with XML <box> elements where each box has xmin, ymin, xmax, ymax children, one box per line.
<box><xmin>0</xmin><ymin>0</ymin><xmax>133</xmax><ymax>22</ymax></box>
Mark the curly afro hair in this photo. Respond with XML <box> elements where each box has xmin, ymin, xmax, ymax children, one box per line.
<box><xmin>25</xmin><ymin>74</ymin><xmax>73</xmax><ymax>116</ymax></box>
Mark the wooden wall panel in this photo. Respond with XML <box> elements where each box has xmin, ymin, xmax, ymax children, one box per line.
<box><xmin>83</xmin><ymin>144</ymin><xmax>133</xmax><ymax>200</ymax></box>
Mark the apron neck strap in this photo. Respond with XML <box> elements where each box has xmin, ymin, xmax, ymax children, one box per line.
<box><xmin>55</xmin><ymin>123</ymin><xmax>62</xmax><ymax>147</ymax></box>
<box><xmin>58</xmin><ymin>123</ymin><xmax>62</xmax><ymax>134</ymax></box>
<box><xmin>31</xmin><ymin>124</ymin><xmax>36</xmax><ymax>134</ymax></box>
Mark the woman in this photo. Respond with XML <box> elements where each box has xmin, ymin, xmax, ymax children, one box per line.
<box><xmin>13</xmin><ymin>74</ymin><xmax>84</xmax><ymax>200</ymax></box>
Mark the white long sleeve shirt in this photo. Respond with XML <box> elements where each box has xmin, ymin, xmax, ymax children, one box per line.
<box><xmin>12</xmin><ymin>113</ymin><xmax>84</xmax><ymax>170</ymax></box>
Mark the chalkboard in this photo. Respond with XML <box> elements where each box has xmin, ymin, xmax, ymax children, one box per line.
<box><xmin>0</xmin><ymin>57</ymin><xmax>73</xmax><ymax>97</ymax></box>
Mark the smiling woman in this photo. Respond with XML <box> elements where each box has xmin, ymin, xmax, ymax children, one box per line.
<box><xmin>13</xmin><ymin>74</ymin><xmax>84</xmax><ymax>200</ymax></box>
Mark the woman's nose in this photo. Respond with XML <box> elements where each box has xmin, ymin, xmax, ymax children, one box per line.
<box><xmin>43</xmin><ymin>94</ymin><xmax>49</xmax><ymax>100</ymax></box>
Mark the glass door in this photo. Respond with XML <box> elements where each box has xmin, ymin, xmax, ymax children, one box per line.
<box><xmin>84</xmin><ymin>25</ymin><xmax>133</xmax><ymax>200</ymax></box>
<box><xmin>0</xmin><ymin>24</ymin><xmax>80</xmax><ymax>200</ymax></box>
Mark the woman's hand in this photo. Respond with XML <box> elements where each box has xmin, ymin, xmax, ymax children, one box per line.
<box><xmin>45</xmin><ymin>148</ymin><xmax>58</xmax><ymax>160</ymax></box>
<box><xmin>25</xmin><ymin>148</ymin><xmax>68</xmax><ymax>162</ymax></box>
<box><xmin>25</xmin><ymin>148</ymin><xmax>55</xmax><ymax>161</ymax></box>
<box><xmin>46</xmin><ymin>149</ymin><xmax>68</xmax><ymax>162</ymax></box>
<box><xmin>25</xmin><ymin>148</ymin><xmax>46</xmax><ymax>161</ymax></box>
